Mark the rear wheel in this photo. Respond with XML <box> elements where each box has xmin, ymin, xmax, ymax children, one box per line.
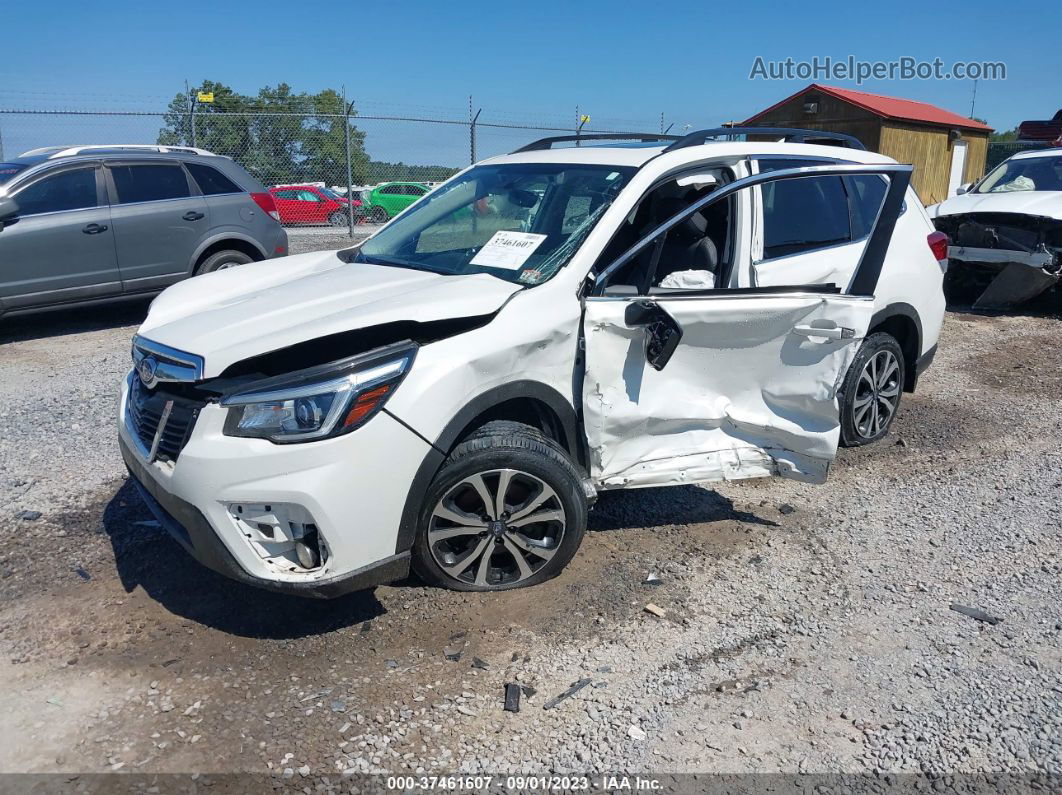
<box><xmin>195</xmin><ymin>249</ymin><xmax>253</xmax><ymax>275</ymax></box>
<box><xmin>411</xmin><ymin>421</ymin><xmax>587</xmax><ymax>591</ymax></box>
<box><xmin>839</xmin><ymin>332</ymin><xmax>905</xmax><ymax>447</ymax></box>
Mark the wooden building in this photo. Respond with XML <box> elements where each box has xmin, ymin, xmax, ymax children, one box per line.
<box><xmin>744</xmin><ymin>84</ymin><xmax>992</xmax><ymax>205</ymax></box>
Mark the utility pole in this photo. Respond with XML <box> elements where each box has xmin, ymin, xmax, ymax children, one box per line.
<box><xmin>186</xmin><ymin>80</ymin><xmax>198</xmax><ymax>148</ymax></box>
<box><xmin>469</xmin><ymin>97</ymin><xmax>481</xmax><ymax>165</ymax></box>
<box><xmin>343</xmin><ymin>86</ymin><xmax>356</xmax><ymax>238</ymax></box>
<box><xmin>969</xmin><ymin>78</ymin><xmax>978</xmax><ymax>119</ymax></box>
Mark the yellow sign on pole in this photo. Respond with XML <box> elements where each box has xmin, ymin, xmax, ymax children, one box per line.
<box><xmin>197</xmin><ymin>91</ymin><xmax>215</xmax><ymax>103</ymax></box>
<box><xmin>579</xmin><ymin>114</ymin><xmax>590</xmax><ymax>124</ymax></box>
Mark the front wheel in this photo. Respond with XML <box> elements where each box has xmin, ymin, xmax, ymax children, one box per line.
<box><xmin>839</xmin><ymin>332</ymin><xmax>905</xmax><ymax>447</ymax></box>
<box><xmin>370</xmin><ymin>206</ymin><xmax>388</xmax><ymax>224</ymax></box>
<box><xmin>411</xmin><ymin>421</ymin><xmax>587</xmax><ymax>591</ymax></box>
<box><xmin>328</xmin><ymin>211</ymin><xmax>349</xmax><ymax>227</ymax></box>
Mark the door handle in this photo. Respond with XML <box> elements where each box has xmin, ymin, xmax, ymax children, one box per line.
<box><xmin>182</xmin><ymin>211</ymin><xmax>205</xmax><ymax>221</ymax></box>
<box><xmin>793</xmin><ymin>325</ymin><xmax>854</xmax><ymax>340</ymax></box>
<box><xmin>82</xmin><ymin>223</ymin><xmax>108</xmax><ymax>234</ymax></box>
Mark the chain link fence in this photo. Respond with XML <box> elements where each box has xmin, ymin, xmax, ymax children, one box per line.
<box><xmin>986</xmin><ymin>140</ymin><xmax>1056</xmax><ymax>171</ymax></box>
<box><xmin>0</xmin><ymin>100</ymin><xmax>669</xmax><ymax>236</ymax></box>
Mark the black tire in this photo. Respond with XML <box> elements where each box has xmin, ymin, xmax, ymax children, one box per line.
<box><xmin>195</xmin><ymin>249</ymin><xmax>254</xmax><ymax>275</ymax></box>
<box><xmin>328</xmin><ymin>211</ymin><xmax>348</xmax><ymax>227</ymax></box>
<box><xmin>411</xmin><ymin>421</ymin><xmax>588</xmax><ymax>591</ymax></box>
<box><xmin>839</xmin><ymin>332</ymin><xmax>905</xmax><ymax>447</ymax></box>
<box><xmin>370</xmin><ymin>206</ymin><xmax>388</xmax><ymax>224</ymax></box>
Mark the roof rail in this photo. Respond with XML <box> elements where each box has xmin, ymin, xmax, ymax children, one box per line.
<box><xmin>662</xmin><ymin>127</ymin><xmax>866</xmax><ymax>152</ymax></box>
<box><xmin>511</xmin><ymin>132</ymin><xmax>681</xmax><ymax>153</ymax></box>
<box><xmin>20</xmin><ymin>144</ymin><xmax>219</xmax><ymax>159</ymax></box>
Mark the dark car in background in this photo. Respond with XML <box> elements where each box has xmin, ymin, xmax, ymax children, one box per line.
<box><xmin>1018</xmin><ymin>109</ymin><xmax>1062</xmax><ymax>145</ymax></box>
<box><xmin>269</xmin><ymin>184</ymin><xmax>362</xmax><ymax>226</ymax></box>
<box><xmin>0</xmin><ymin>145</ymin><xmax>288</xmax><ymax>319</ymax></box>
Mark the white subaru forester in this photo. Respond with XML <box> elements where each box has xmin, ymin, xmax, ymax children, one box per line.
<box><xmin>118</xmin><ymin>128</ymin><xmax>946</xmax><ymax>595</ymax></box>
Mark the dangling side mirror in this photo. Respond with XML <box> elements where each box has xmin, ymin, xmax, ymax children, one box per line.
<box><xmin>624</xmin><ymin>300</ymin><xmax>683</xmax><ymax>371</ymax></box>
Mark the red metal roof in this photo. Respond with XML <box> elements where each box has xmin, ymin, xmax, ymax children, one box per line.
<box><xmin>746</xmin><ymin>84</ymin><xmax>992</xmax><ymax>132</ymax></box>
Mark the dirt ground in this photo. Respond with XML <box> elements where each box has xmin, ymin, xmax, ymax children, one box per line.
<box><xmin>0</xmin><ymin>296</ymin><xmax>1059</xmax><ymax>784</ymax></box>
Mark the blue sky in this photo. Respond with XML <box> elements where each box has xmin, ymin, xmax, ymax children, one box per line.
<box><xmin>2</xmin><ymin>0</ymin><xmax>1058</xmax><ymax>165</ymax></box>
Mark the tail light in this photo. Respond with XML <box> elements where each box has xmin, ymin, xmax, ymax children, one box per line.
<box><xmin>927</xmin><ymin>231</ymin><xmax>949</xmax><ymax>262</ymax></box>
<box><xmin>250</xmin><ymin>192</ymin><xmax>280</xmax><ymax>221</ymax></box>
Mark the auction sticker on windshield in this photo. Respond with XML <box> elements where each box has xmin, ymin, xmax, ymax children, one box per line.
<box><xmin>470</xmin><ymin>231</ymin><xmax>548</xmax><ymax>270</ymax></box>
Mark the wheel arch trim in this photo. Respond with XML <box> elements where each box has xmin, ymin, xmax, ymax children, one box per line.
<box><xmin>392</xmin><ymin>381</ymin><xmax>583</xmax><ymax>554</ymax></box>
<box><xmin>868</xmin><ymin>302</ymin><xmax>923</xmax><ymax>392</ymax></box>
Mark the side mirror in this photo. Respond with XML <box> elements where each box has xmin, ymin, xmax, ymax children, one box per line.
<box><xmin>0</xmin><ymin>196</ymin><xmax>19</xmax><ymax>231</ymax></box>
<box><xmin>956</xmin><ymin>183</ymin><xmax>972</xmax><ymax>195</ymax></box>
<box><xmin>624</xmin><ymin>300</ymin><xmax>683</xmax><ymax>371</ymax></box>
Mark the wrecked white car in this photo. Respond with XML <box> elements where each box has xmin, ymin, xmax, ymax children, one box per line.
<box><xmin>118</xmin><ymin>128</ymin><xmax>945</xmax><ymax>595</ymax></box>
<box><xmin>929</xmin><ymin>149</ymin><xmax>1062</xmax><ymax>308</ymax></box>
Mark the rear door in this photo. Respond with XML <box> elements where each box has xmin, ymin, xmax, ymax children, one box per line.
<box><xmin>582</xmin><ymin>163</ymin><xmax>910</xmax><ymax>489</ymax></box>
<box><xmin>0</xmin><ymin>162</ymin><xmax>121</xmax><ymax>309</ymax></box>
<box><xmin>105</xmin><ymin>160</ymin><xmax>209</xmax><ymax>291</ymax></box>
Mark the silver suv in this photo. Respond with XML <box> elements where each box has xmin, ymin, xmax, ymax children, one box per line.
<box><xmin>0</xmin><ymin>145</ymin><xmax>288</xmax><ymax>319</ymax></box>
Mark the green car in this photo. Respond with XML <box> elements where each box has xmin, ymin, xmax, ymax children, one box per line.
<box><xmin>361</xmin><ymin>182</ymin><xmax>431</xmax><ymax>223</ymax></box>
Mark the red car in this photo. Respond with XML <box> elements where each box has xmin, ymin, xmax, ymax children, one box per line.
<box><xmin>269</xmin><ymin>185</ymin><xmax>363</xmax><ymax>226</ymax></box>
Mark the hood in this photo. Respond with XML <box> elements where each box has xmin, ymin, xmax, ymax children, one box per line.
<box><xmin>929</xmin><ymin>190</ymin><xmax>1062</xmax><ymax>221</ymax></box>
<box><xmin>138</xmin><ymin>250</ymin><xmax>521</xmax><ymax>378</ymax></box>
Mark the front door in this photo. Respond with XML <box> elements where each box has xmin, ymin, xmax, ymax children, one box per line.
<box><xmin>0</xmin><ymin>163</ymin><xmax>121</xmax><ymax>310</ymax></box>
<box><xmin>582</xmin><ymin>163</ymin><xmax>911</xmax><ymax>489</ymax></box>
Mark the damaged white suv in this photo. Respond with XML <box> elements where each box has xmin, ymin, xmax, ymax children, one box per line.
<box><xmin>119</xmin><ymin>128</ymin><xmax>946</xmax><ymax>595</ymax></box>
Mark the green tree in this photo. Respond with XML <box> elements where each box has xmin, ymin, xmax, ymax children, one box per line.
<box><xmin>157</xmin><ymin>81</ymin><xmax>457</xmax><ymax>189</ymax></box>
<box><xmin>990</xmin><ymin>128</ymin><xmax>1018</xmax><ymax>142</ymax></box>
<box><xmin>158</xmin><ymin>81</ymin><xmax>253</xmax><ymax>159</ymax></box>
<box><xmin>299</xmin><ymin>88</ymin><xmax>370</xmax><ymax>185</ymax></box>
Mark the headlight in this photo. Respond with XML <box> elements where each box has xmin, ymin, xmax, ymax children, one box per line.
<box><xmin>220</xmin><ymin>343</ymin><xmax>416</xmax><ymax>443</ymax></box>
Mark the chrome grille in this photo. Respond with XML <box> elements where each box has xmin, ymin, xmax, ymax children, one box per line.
<box><xmin>127</xmin><ymin>377</ymin><xmax>204</xmax><ymax>463</ymax></box>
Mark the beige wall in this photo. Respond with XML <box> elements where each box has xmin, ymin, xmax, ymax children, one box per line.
<box><xmin>879</xmin><ymin>123</ymin><xmax>989</xmax><ymax>205</ymax></box>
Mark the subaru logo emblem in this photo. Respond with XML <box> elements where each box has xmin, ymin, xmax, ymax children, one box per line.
<box><xmin>138</xmin><ymin>356</ymin><xmax>159</xmax><ymax>387</ymax></box>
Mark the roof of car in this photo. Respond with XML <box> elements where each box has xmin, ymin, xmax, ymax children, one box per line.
<box><xmin>483</xmin><ymin>140</ymin><xmax>897</xmax><ymax>168</ymax></box>
<box><xmin>1010</xmin><ymin>148</ymin><xmax>1062</xmax><ymax>161</ymax></box>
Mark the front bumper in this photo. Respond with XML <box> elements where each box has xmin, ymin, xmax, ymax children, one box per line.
<box><xmin>117</xmin><ymin>374</ymin><xmax>431</xmax><ymax>598</ymax></box>
<box><xmin>120</xmin><ymin>434</ymin><xmax>409</xmax><ymax>598</ymax></box>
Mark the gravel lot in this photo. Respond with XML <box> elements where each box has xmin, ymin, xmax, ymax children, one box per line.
<box><xmin>0</xmin><ymin>240</ymin><xmax>1059</xmax><ymax>784</ymax></box>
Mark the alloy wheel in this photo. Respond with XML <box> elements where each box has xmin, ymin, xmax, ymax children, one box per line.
<box><xmin>427</xmin><ymin>468</ymin><xmax>566</xmax><ymax>588</ymax></box>
<box><xmin>852</xmin><ymin>349</ymin><xmax>901</xmax><ymax>439</ymax></box>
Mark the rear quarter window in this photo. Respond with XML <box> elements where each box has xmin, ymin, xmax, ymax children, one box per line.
<box><xmin>186</xmin><ymin>162</ymin><xmax>242</xmax><ymax>195</ymax></box>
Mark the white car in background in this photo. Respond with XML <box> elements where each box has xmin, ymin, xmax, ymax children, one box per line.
<box><xmin>118</xmin><ymin>128</ymin><xmax>946</xmax><ymax>596</ymax></box>
<box><xmin>928</xmin><ymin>149</ymin><xmax>1062</xmax><ymax>308</ymax></box>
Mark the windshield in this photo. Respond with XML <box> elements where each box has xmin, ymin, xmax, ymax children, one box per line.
<box><xmin>975</xmin><ymin>155</ymin><xmax>1062</xmax><ymax>194</ymax></box>
<box><xmin>355</xmin><ymin>163</ymin><xmax>635</xmax><ymax>285</ymax></box>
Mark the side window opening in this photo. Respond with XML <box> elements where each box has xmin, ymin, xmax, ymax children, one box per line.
<box><xmin>760</xmin><ymin>175</ymin><xmax>850</xmax><ymax>259</ymax></box>
<box><xmin>14</xmin><ymin>168</ymin><xmax>98</xmax><ymax>216</ymax></box>
<box><xmin>595</xmin><ymin>170</ymin><xmax>734</xmax><ymax>293</ymax></box>
<box><xmin>110</xmin><ymin>164</ymin><xmax>191</xmax><ymax>204</ymax></box>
